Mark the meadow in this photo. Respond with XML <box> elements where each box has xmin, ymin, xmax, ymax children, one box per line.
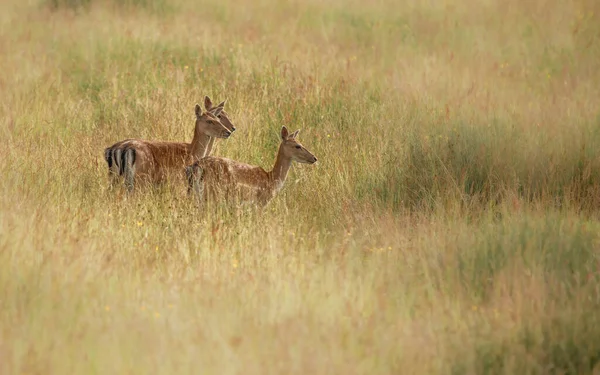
<box><xmin>1</xmin><ymin>0</ymin><xmax>600</xmax><ymax>373</ymax></box>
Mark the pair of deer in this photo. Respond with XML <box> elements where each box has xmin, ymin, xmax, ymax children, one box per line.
<box><xmin>103</xmin><ymin>96</ymin><xmax>318</xmax><ymax>207</ymax></box>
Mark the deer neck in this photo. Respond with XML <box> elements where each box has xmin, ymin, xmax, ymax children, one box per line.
<box><xmin>189</xmin><ymin>130</ymin><xmax>212</xmax><ymax>162</ymax></box>
<box><xmin>205</xmin><ymin>136</ymin><xmax>216</xmax><ymax>157</ymax></box>
<box><xmin>268</xmin><ymin>145</ymin><xmax>292</xmax><ymax>191</ymax></box>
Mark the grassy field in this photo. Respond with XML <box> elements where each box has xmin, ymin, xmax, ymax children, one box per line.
<box><xmin>1</xmin><ymin>0</ymin><xmax>600</xmax><ymax>373</ymax></box>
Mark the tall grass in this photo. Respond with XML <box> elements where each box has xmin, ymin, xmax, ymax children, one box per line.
<box><xmin>1</xmin><ymin>0</ymin><xmax>600</xmax><ymax>373</ymax></box>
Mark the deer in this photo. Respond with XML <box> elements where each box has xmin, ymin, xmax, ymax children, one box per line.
<box><xmin>104</xmin><ymin>98</ymin><xmax>234</xmax><ymax>192</ymax></box>
<box><xmin>185</xmin><ymin>125</ymin><xmax>318</xmax><ymax>208</ymax></box>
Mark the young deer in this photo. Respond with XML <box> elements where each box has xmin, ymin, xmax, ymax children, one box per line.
<box><xmin>104</xmin><ymin>101</ymin><xmax>232</xmax><ymax>191</ymax></box>
<box><xmin>186</xmin><ymin>126</ymin><xmax>318</xmax><ymax>207</ymax></box>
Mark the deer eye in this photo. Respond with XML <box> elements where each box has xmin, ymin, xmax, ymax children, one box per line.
<box><xmin>295</xmin><ymin>145</ymin><xmax>301</xmax><ymax>149</ymax></box>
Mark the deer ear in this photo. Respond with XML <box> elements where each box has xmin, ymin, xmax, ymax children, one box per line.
<box><xmin>290</xmin><ymin>130</ymin><xmax>300</xmax><ymax>139</ymax></box>
<box><xmin>215</xmin><ymin>100</ymin><xmax>226</xmax><ymax>109</ymax></box>
<box><xmin>212</xmin><ymin>106</ymin><xmax>224</xmax><ymax>117</ymax></box>
<box><xmin>204</xmin><ymin>96</ymin><xmax>213</xmax><ymax>110</ymax></box>
<box><xmin>281</xmin><ymin>126</ymin><xmax>289</xmax><ymax>140</ymax></box>
<box><xmin>195</xmin><ymin>104</ymin><xmax>202</xmax><ymax>117</ymax></box>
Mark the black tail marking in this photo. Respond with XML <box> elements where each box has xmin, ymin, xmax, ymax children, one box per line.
<box><xmin>119</xmin><ymin>147</ymin><xmax>136</xmax><ymax>176</ymax></box>
<box><xmin>119</xmin><ymin>149</ymin><xmax>126</xmax><ymax>175</ymax></box>
<box><xmin>104</xmin><ymin>148</ymin><xmax>113</xmax><ymax>169</ymax></box>
<box><xmin>186</xmin><ymin>163</ymin><xmax>204</xmax><ymax>195</ymax></box>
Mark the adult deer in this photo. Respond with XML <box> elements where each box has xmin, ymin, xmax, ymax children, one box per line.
<box><xmin>104</xmin><ymin>99</ymin><xmax>233</xmax><ymax>191</ymax></box>
<box><xmin>186</xmin><ymin>126</ymin><xmax>318</xmax><ymax>207</ymax></box>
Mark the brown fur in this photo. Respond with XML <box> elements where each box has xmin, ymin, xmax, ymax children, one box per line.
<box><xmin>187</xmin><ymin>126</ymin><xmax>317</xmax><ymax>207</ymax></box>
<box><xmin>104</xmin><ymin>98</ymin><xmax>234</xmax><ymax>191</ymax></box>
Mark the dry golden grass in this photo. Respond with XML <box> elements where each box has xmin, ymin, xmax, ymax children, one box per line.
<box><xmin>1</xmin><ymin>0</ymin><xmax>600</xmax><ymax>373</ymax></box>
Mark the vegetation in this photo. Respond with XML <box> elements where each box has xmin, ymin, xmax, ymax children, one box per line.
<box><xmin>1</xmin><ymin>0</ymin><xmax>599</xmax><ymax>373</ymax></box>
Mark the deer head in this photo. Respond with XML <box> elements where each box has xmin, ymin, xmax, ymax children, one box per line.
<box><xmin>280</xmin><ymin>126</ymin><xmax>318</xmax><ymax>164</ymax></box>
<box><xmin>204</xmin><ymin>96</ymin><xmax>236</xmax><ymax>133</ymax></box>
<box><xmin>194</xmin><ymin>104</ymin><xmax>231</xmax><ymax>139</ymax></box>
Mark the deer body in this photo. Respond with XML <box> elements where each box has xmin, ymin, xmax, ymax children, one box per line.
<box><xmin>187</xmin><ymin>126</ymin><xmax>317</xmax><ymax>207</ymax></box>
<box><xmin>104</xmin><ymin>98</ymin><xmax>234</xmax><ymax>191</ymax></box>
<box><xmin>107</xmin><ymin>140</ymin><xmax>195</xmax><ymax>185</ymax></box>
